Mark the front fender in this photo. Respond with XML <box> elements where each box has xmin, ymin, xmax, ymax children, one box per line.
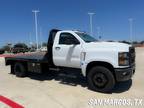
<box><xmin>81</xmin><ymin>59</ymin><xmax>116</xmax><ymax>77</ymax></box>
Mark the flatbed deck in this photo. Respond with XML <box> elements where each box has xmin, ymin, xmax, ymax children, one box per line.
<box><xmin>5</xmin><ymin>52</ymin><xmax>49</xmax><ymax>63</ymax></box>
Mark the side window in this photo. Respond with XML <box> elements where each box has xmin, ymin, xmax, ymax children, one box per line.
<box><xmin>59</xmin><ymin>33</ymin><xmax>80</xmax><ymax>45</ymax></box>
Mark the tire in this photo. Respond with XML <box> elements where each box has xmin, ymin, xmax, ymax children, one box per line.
<box><xmin>87</xmin><ymin>66</ymin><xmax>115</xmax><ymax>92</ymax></box>
<box><xmin>14</xmin><ymin>62</ymin><xmax>27</xmax><ymax>77</ymax></box>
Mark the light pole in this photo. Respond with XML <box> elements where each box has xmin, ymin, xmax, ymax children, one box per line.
<box><xmin>32</xmin><ymin>10</ymin><xmax>40</xmax><ymax>51</ymax></box>
<box><xmin>128</xmin><ymin>18</ymin><xmax>133</xmax><ymax>44</ymax></box>
<box><xmin>40</xmin><ymin>27</ymin><xmax>42</xmax><ymax>48</ymax></box>
<box><xmin>97</xmin><ymin>27</ymin><xmax>100</xmax><ymax>39</ymax></box>
<box><xmin>29</xmin><ymin>32</ymin><xmax>32</xmax><ymax>46</ymax></box>
<box><xmin>88</xmin><ymin>12</ymin><xmax>95</xmax><ymax>36</ymax></box>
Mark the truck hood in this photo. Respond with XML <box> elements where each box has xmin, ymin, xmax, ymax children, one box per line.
<box><xmin>83</xmin><ymin>41</ymin><xmax>131</xmax><ymax>52</ymax></box>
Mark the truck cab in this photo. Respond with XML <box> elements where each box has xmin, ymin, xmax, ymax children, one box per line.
<box><xmin>5</xmin><ymin>29</ymin><xmax>135</xmax><ymax>92</ymax></box>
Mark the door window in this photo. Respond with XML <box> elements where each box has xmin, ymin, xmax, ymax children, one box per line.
<box><xmin>59</xmin><ymin>33</ymin><xmax>80</xmax><ymax>45</ymax></box>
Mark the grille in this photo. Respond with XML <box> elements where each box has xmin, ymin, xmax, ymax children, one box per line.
<box><xmin>129</xmin><ymin>47</ymin><xmax>135</xmax><ymax>65</ymax></box>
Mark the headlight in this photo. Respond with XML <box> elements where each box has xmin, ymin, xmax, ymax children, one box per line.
<box><xmin>80</xmin><ymin>52</ymin><xmax>86</xmax><ymax>61</ymax></box>
<box><xmin>118</xmin><ymin>52</ymin><xmax>129</xmax><ymax>66</ymax></box>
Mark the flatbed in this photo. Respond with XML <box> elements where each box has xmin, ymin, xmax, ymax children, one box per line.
<box><xmin>5</xmin><ymin>52</ymin><xmax>48</xmax><ymax>63</ymax></box>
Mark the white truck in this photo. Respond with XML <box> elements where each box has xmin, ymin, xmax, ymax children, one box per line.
<box><xmin>5</xmin><ymin>29</ymin><xmax>135</xmax><ymax>92</ymax></box>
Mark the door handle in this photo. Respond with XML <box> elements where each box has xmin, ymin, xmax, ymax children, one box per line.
<box><xmin>55</xmin><ymin>47</ymin><xmax>61</xmax><ymax>50</ymax></box>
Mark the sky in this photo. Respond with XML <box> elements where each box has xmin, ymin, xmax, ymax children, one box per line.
<box><xmin>0</xmin><ymin>0</ymin><xmax>144</xmax><ymax>46</ymax></box>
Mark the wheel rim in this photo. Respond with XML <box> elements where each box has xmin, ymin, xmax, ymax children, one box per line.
<box><xmin>92</xmin><ymin>72</ymin><xmax>108</xmax><ymax>88</ymax></box>
<box><xmin>15</xmin><ymin>65</ymin><xmax>21</xmax><ymax>73</ymax></box>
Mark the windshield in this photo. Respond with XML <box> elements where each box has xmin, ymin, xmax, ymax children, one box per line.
<box><xmin>76</xmin><ymin>32</ymin><xmax>96</xmax><ymax>42</ymax></box>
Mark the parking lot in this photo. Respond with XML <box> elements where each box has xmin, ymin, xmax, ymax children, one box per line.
<box><xmin>0</xmin><ymin>48</ymin><xmax>144</xmax><ymax>108</ymax></box>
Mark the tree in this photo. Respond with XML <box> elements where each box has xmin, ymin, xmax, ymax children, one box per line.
<box><xmin>140</xmin><ymin>41</ymin><xmax>144</xmax><ymax>44</ymax></box>
<box><xmin>13</xmin><ymin>43</ymin><xmax>29</xmax><ymax>53</ymax></box>
<box><xmin>14</xmin><ymin>43</ymin><xmax>28</xmax><ymax>49</ymax></box>
<box><xmin>119</xmin><ymin>40</ymin><xmax>130</xmax><ymax>44</ymax></box>
<box><xmin>132</xmin><ymin>41</ymin><xmax>138</xmax><ymax>44</ymax></box>
<box><xmin>3</xmin><ymin>43</ymin><xmax>12</xmax><ymax>52</ymax></box>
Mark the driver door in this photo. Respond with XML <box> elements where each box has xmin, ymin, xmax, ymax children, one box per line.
<box><xmin>53</xmin><ymin>33</ymin><xmax>81</xmax><ymax>68</ymax></box>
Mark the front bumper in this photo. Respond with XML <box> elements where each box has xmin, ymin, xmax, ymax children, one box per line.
<box><xmin>114</xmin><ymin>66</ymin><xmax>135</xmax><ymax>82</ymax></box>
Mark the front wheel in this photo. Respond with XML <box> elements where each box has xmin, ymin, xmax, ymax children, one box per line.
<box><xmin>14</xmin><ymin>62</ymin><xmax>27</xmax><ymax>77</ymax></box>
<box><xmin>87</xmin><ymin>66</ymin><xmax>115</xmax><ymax>92</ymax></box>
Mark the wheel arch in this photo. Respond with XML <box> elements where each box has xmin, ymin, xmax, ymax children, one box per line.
<box><xmin>6</xmin><ymin>58</ymin><xmax>26</xmax><ymax>64</ymax></box>
<box><xmin>6</xmin><ymin>59</ymin><xmax>27</xmax><ymax>69</ymax></box>
<box><xmin>86</xmin><ymin>61</ymin><xmax>116</xmax><ymax>79</ymax></box>
<box><xmin>5</xmin><ymin>59</ymin><xmax>16</xmax><ymax>66</ymax></box>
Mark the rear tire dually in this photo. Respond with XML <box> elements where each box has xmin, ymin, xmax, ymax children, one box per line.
<box><xmin>14</xmin><ymin>62</ymin><xmax>27</xmax><ymax>77</ymax></box>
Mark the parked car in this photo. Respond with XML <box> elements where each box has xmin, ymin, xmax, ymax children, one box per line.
<box><xmin>39</xmin><ymin>47</ymin><xmax>47</xmax><ymax>52</ymax></box>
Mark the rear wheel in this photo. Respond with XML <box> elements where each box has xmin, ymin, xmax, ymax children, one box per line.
<box><xmin>14</xmin><ymin>62</ymin><xmax>27</xmax><ymax>77</ymax></box>
<box><xmin>87</xmin><ymin>66</ymin><xmax>115</xmax><ymax>92</ymax></box>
